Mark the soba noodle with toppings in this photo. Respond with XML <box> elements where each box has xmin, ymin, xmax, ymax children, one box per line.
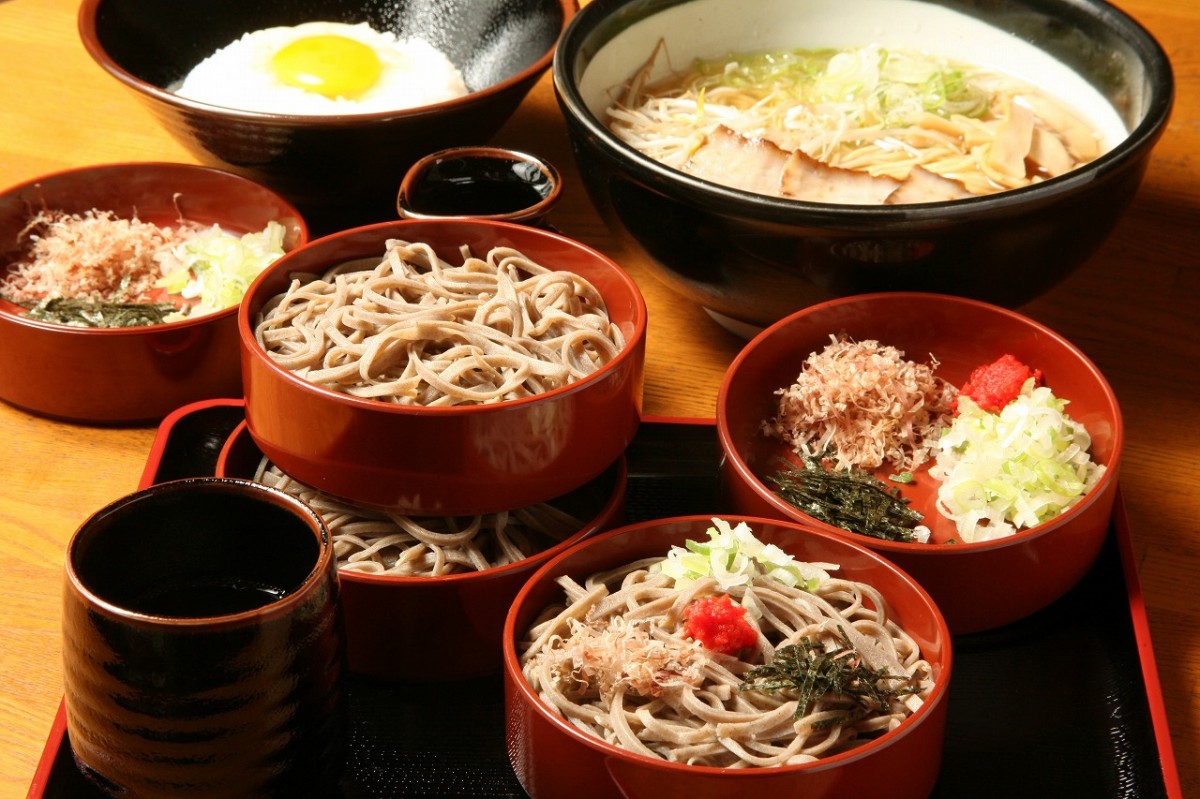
<box><xmin>254</xmin><ymin>239</ymin><xmax>624</xmax><ymax>405</ymax></box>
<box><xmin>519</xmin><ymin>519</ymin><xmax>934</xmax><ymax>766</ymax></box>
<box><xmin>255</xmin><ymin>458</ymin><xmax>584</xmax><ymax>575</ymax></box>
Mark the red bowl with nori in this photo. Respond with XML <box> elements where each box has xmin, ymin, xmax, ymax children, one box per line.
<box><xmin>0</xmin><ymin>161</ymin><xmax>307</xmax><ymax>423</ymax></box>
<box><xmin>717</xmin><ymin>292</ymin><xmax>1123</xmax><ymax>633</ymax></box>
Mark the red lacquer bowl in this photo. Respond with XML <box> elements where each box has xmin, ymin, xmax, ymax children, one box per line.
<box><xmin>717</xmin><ymin>292</ymin><xmax>1123</xmax><ymax>633</ymax></box>
<box><xmin>503</xmin><ymin>515</ymin><xmax>952</xmax><ymax>799</ymax></box>
<box><xmin>0</xmin><ymin>162</ymin><xmax>307</xmax><ymax>423</ymax></box>
<box><xmin>218</xmin><ymin>420</ymin><xmax>627</xmax><ymax>680</ymax></box>
<box><xmin>237</xmin><ymin>218</ymin><xmax>646</xmax><ymax>515</ymax></box>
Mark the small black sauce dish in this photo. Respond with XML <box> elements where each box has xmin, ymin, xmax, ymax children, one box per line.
<box><xmin>397</xmin><ymin>146</ymin><xmax>562</xmax><ymax>227</ymax></box>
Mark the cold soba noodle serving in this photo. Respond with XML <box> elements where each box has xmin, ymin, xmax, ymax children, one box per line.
<box><xmin>254</xmin><ymin>239</ymin><xmax>624</xmax><ymax>405</ymax></box>
<box><xmin>608</xmin><ymin>43</ymin><xmax>1110</xmax><ymax>203</ymax></box>
<box><xmin>254</xmin><ymin>458</ymin><xmax>583</xmax><ymax>576</ymax></box>
<box><xmin>519</xmin><ymin>519</ymin><xmax>934</xmax><ymax>766</ymax></box>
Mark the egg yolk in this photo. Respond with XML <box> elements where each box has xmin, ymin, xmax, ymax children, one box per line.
<box><xmin>270</xmin><ymin>35</ymin><xmax>383</xmax><ymax>100</ymax></box>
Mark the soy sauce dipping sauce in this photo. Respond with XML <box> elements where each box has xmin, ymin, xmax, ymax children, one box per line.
<box><xmin>411</xmin><ymin>157</ymin><xmax>551</xmax><ymax>216</ymax></box>
<box><xmin>398</xmin><ymin>146</ymin><xmax>561</xmax><ymax>225</ymax></box>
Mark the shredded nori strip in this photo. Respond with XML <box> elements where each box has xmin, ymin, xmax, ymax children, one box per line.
<box><xmin>769</xmin><ymin>454</ymin><xmax>924</xmax><ymax>542</ymax></box>
<box><xmin>11</xmin><ymin>296</ymin><xmax>178</xmax><ymax>328</ymax></box>
<box><xmin>740</xmin><ymin>631</ymin><xmax>922</xmax><ymax>719</ymax></box>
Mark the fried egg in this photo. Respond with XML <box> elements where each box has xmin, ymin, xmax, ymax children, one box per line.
<box><xmin>175</xmin><ymin>21</ymin><xmax>469</xmax><ymax>115</ymax></box>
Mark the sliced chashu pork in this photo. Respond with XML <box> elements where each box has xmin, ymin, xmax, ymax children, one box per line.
<box><xmin>682</xmin><ymin>125</ymin><xmax>973</xmax><ymax>205</ymax></box>
<box><xmin>679</xmin><ymin>125</ymin><xmax>792</xmax><ymax>196</ymax></box>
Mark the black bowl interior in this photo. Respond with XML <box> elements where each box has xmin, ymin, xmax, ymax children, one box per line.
<box><xmin>929</xmin><ymin>0</ymin><xmax>1167</xmax><ymax>134</ymax></box>
<box><xmin>93</xmin><ymin>0</ymin><xmax>566</xmax><ymax>95</ymax></box>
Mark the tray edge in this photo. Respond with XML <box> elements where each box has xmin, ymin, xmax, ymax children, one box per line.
<box><xmin>26</xmin><ymin>401</ymin><xmax>1181</xmax><ymax>798</ymax></box>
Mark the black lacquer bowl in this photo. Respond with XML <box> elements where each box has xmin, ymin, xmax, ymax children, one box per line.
<box><xmin>554</xmin><ymin>0</ymin><xmax>1174</xmax><ymax>331</ymax></box>
<box><xmin>80</xmin><ymin>0</ymin><xmax>575</xmax><ymax>229</ymax></box>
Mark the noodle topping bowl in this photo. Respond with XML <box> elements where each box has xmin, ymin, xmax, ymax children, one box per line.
<box><xmin>718</xmin><ymin>292</ymin><xmax>1123</xmax><ymax>633</ymax></box>
<box><xmin>0</xmin><ymin>161</ymin><xmax>307</xmax><ymax>423</ymax></box>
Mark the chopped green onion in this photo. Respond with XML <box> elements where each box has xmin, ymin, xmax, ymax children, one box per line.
<box><xmin>655</xmin><ymin>518</ymin><xmax>836</xmax><ymax>591</ymax></box>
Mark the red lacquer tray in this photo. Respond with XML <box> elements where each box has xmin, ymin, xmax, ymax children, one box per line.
<box><xmin>28</xmin><ymin>399</ymin><xmax>1182</xmax><ymax>798</ymax></box>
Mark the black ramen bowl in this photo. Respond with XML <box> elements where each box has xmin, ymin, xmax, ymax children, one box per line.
<box><xmin>80</xmin><ymin>0</ymin><xmax>575</xmax><ymax>232</ymax></box>
<box><xmin>554</xmin><ymin>0</ymin><xmax>1173</xmax><ymax>331</ymax></box>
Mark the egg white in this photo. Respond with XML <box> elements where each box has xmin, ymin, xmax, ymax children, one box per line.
<box><xmin>175</xmin><ymin>21</ymin><xmax>469</xmax><ymax>115</ymax></box>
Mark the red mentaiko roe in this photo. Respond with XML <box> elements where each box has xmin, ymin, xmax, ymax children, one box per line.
<box><xmin>958</xmin><ymin>353</ymin><xmax>1043</xmax><ymax>413</ymax></box>
<box><xmin>683</xmin><ymin>594</ymin><xmax>758</xmax><ymax>655</ymax></box>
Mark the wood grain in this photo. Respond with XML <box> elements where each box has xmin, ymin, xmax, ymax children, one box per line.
<box><xmin>1</xmin><ymin>0</ymin><xmax>1196</xmax><ymax>796</ymax></box>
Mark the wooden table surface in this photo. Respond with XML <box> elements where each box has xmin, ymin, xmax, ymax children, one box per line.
<box><xmin>1</xmin><ymin>0</ymin><xmax>1196</xmax><ymax>796</ymax></box>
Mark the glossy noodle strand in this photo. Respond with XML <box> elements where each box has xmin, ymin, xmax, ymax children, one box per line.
<box><xmin>255</xmin><ymin>459</ymin><xmax>583</xmax><ymax>576</ymax></box>
<box><xmin>255</xmin><ymin>240</ymin><xmax>624</xmax><ymax>405</ymax></box>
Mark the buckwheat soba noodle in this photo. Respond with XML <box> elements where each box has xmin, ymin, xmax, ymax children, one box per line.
<box><xmin>519</xmin><ymin>519</ymin><xmax>934</xmax><ymax>766</ymax></box>
<box><xmin>255</xmin><ymin>459</ymin><xmax>584</xmax><ymax>575</ymax></box>
<box><xmin>254</xmin><ymin>239</ymin><xmax>624</xmax><ymax>405</ymax></box>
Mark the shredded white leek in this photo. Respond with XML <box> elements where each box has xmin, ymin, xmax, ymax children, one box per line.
<box><xmin>654</xmin><ymin>518</ymin><xmax>838</xmax><ymax>591</ymax></box>
<box><xmin>930</xmin><ymin>380</ymin><xmax>1105</xmax><ymax>542</ymax></box>
<box><xmin>156</xmin><ymin>220</ymin><xmax>286</xmax><ymax>320</ymax></box>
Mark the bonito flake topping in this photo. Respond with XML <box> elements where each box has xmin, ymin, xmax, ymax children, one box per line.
<box><xmin>766</xmin><ymin>336</ymin><xmax>957</xmax><ymax>472</ymax></box>
<box><xmin>544</xmin><ymin>614</ymin><xmax>708</xmax><ymax>703</ymax></box>
<box><xmin>3</xmin><ymin>209</ymin><xmax>198</xmax><ymax>305</ymax></box>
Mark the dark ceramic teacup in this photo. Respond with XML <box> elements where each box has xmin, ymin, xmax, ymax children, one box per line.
<box><xmin>62</xmin><ymin>477</ymin><xmax>346</xmax><ymax>798</ymax></box>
